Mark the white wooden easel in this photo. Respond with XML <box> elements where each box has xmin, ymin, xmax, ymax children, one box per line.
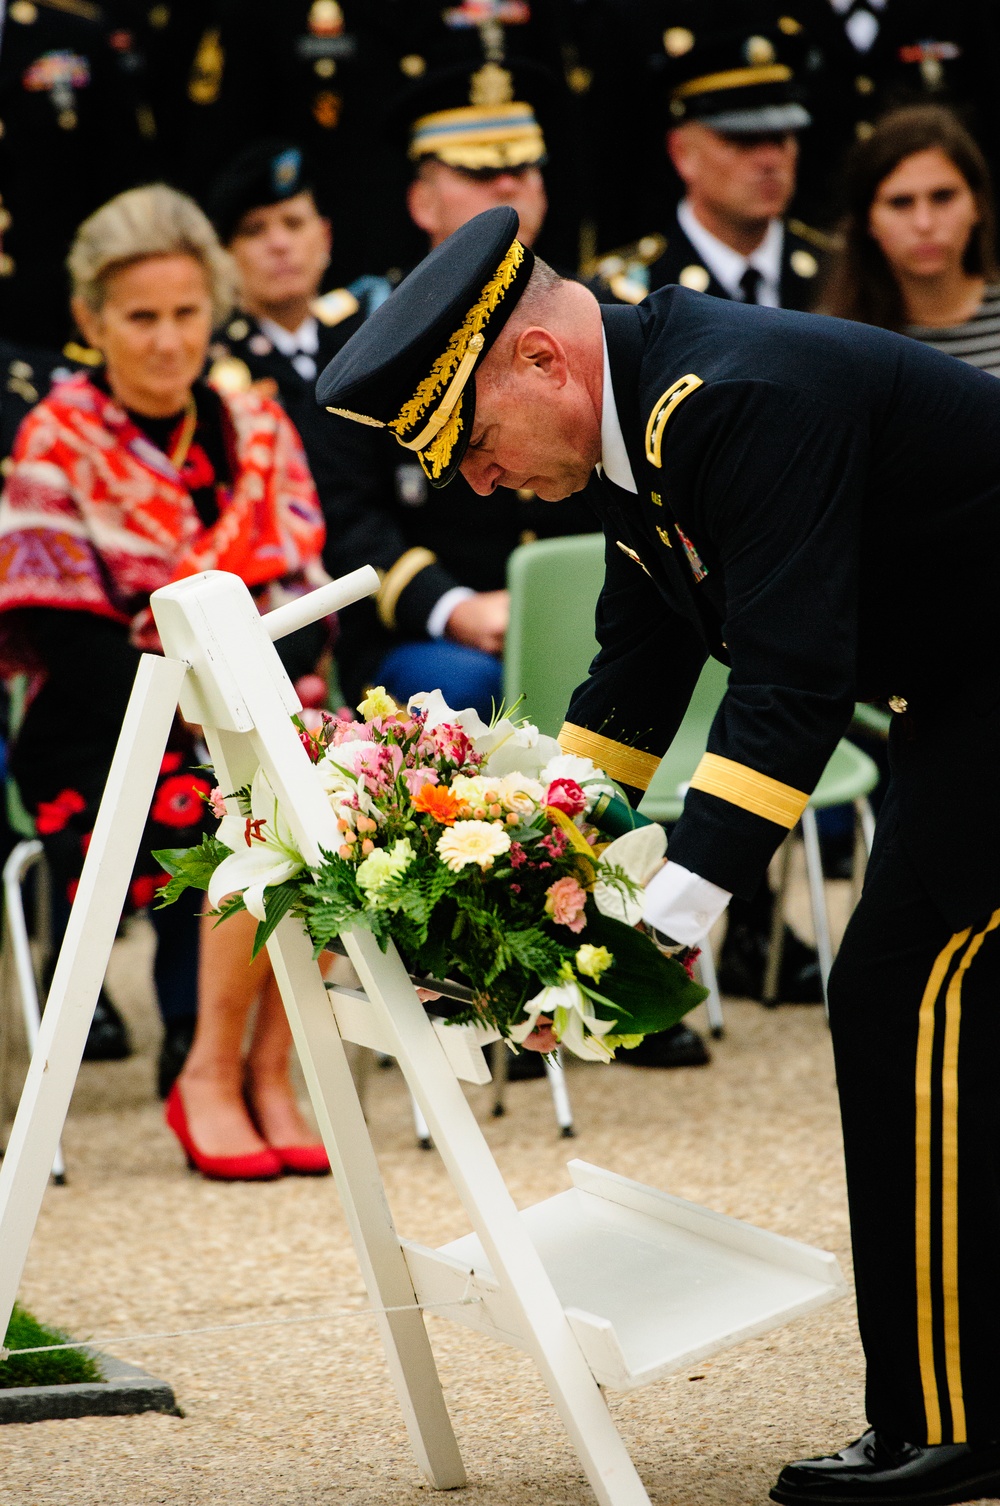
<box><xmin>0</xmin><ymin>569</ymin><xmax>846</xmax><ymax>1504</ymax></box>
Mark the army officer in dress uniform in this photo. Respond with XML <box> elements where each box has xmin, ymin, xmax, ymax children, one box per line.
<box><xmin>317</xmin><ymin>206</ymin><xmax>1000</xmax><ymax>1504</ymax></box>
<box><xmin>204</xmin><ymin>140</ymin><xmax>383</xmax><ymax>521</ymax></box>
<box><xmin>321</xmin><ymin>47</ymin><xmax>596</xmax><ymax>727</ymax></box>
<box><xmin>590</xmin><ymin>3</ymin><xmax>828</xmax><ymax>311</ymax></box>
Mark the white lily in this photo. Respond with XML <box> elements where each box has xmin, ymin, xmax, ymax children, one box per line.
<box><xmin>592</xmin><ymin>824</ymin><xmax>667</xmax><ymax>926</ymax></box>
<box><xmin>208</xmin><ymin>767</ymin><xmax>305</xmax><ymax>922</ymax></box>
<box><xmin>509</xmin><ymin>979</ymin><xmax>617</xmax><ymax>1063</ymax></box>
<box><xmin>407</xmin><ymin>688</ymin><xmax>560</xmax><ymax>775</ymax></box>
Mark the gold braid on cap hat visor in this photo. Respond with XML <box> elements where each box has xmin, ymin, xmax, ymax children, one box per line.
<box><xmin>673</xmin><ymin>63</ymin><xmax>792</xmax><ymax>99</ymax></box>
<box><xmin>390</xmin><ymin>238</ymin><xmax>525</xmax><ymax>479</ymax></box>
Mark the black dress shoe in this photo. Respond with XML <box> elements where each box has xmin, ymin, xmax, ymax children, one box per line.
<box><xmin>619</xmin><ymin>1022</ymin><xmax>710</xmax><ymax>1068</ymax></box>
<box><xmin>156</xmin><ymin>1018</ymin><xmax>197</xmax><ymax>1099</ymax></box>
<box><xmin>81</xmin><ymin>990</ymin><xmax>132</xmax><ymax>1061</ymax></box>
<box><xmin>717</xmin><ymin>921</ymin><xmax>824</xmax><ymax>1004</ymax></box>
<box><xmin>771</xmin><ymin>1428</ymin><xmax>1000</xmax><ymax>1504</ymax></box>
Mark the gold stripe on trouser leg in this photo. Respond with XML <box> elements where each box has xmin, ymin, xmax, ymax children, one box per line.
<box><xmin>915</xmin><ymin>927</ymin><xmax>970</xmax><ymax>1444</ymax></box>
<box><xmin>939</xmin><ymin>907</ymin><xmax>1000</xmax><ymax>1443</ymax></box>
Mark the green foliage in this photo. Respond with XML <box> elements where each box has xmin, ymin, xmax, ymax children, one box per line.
<box><xmin>250</xmin><ymin>879</ymin><xmax>303</xmax><ymax>959</ymax></box>
<box><xmin>153</xmin><ymin>834</ymin><xmax>232</xmax><ymax>906</ymax></box>
<box><xmin>1</xmin><ymin>1304</ymin><xmax>103</xmax><ymax>1390</ymax></box>
<box><xmin>577</xmin><ymin>907</ymin><xmax>708</xmax><ymax>1033</ymax></box>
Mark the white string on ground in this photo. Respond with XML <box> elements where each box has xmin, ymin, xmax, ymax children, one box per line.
<box><xmin>0</xmin><ymin>1281</ymin><xmax>482</xmax><ymax>1363</ymax></box>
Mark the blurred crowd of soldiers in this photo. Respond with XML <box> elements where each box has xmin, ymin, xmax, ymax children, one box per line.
<box><xmin>3</xmin><ymin>0</ymin><xmax>1000</xmax><ymax>350</ymax></box>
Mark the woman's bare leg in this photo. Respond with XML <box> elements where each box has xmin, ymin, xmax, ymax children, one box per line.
<box><xmin>244</xmin><ymin>964</ymin><xmax>323</xmax><ymax>1148</ymax></box>
<box><xmin>175</xmin><ymin>907</ymin><xmax>270</xmax><ymax>1156</ymax></box>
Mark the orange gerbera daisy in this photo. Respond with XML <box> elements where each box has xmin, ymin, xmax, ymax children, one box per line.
<box><xmin>412</xmin><ymin>784</ymin><xmax>466</xmax><ymax>825</ymax></box>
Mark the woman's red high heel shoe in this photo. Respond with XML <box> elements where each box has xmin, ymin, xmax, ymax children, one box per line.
<box><xmin>271</xmin><ymin>1142</ymin><xmax>330</xmax><ymax>1176</ymax></box>
<box><xmin>164</xmin><ymin>1083</ymin><xmax>283</xmax><ymax>1181</ymax></box>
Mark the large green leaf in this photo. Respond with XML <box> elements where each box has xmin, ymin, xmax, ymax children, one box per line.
<box><xmin>153</xmin><ymin>835</ymin><xmax>232</xmax><ymax>905</ymax></box>
<box><xmin>578</xmin><ymin>908</ymin><xmax>707</xmax><ymax>1033</ymax></box>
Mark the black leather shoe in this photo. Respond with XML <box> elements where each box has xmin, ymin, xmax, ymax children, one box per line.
<box><xmin>771</xmin><ymin>1429</ymin><xmax>1000</xmax><ymax>1504</ymax></box>
<box><xmin>619</xmin><ymin>1022</ymin><xmax>710</xmax><ymax>1068</ymax></box>
<box><xmin>717</xmin><ymin>921</ymin><xmax>824</xmax><ymax>1004</ymax></box>
<box><xmin>81</xmin><ymin>989</ymin><xmax>132</xmax><ymax>1061</ymax></box>
<box><xmin>156</xmin><ymin>1018</ymin><xmax>196</xmax><ymax>1099</ymax></box>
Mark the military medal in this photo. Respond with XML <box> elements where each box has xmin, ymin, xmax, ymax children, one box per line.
<box><xmin>22</xmin><ymin>50</ymin><xmax>90</xmax><ymax>130</ymax></box>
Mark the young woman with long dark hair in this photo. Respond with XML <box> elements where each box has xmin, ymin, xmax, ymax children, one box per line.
<box><xmin>821</xmin><ymin>105</ymin><xmax>1000</xmax><ymax>374</ymax></box>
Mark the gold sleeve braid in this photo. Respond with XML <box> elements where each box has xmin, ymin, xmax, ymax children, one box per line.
<box><xmin>688</xmin><ymin>753</ymin><xmax>809</xmax><ymax>828</ymax></box>
<box><xmin>558</xmin><ymin>722</ymin><xmax>662</xmax><ymax>792</ymax></box>
<box><xmin>376</xmin><ymin>547</ymin><xmax>437</xmax><ymax>631</ymax></box>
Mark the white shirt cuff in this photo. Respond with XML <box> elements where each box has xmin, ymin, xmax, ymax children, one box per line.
<box><xmin>427</xmin><ymin>586</ymin><xmax>475</xmax><ymax>640</ymax></box>
<box><xmin>642</xmin><ymin>861</ymin><xmax>731</xmax><ymax>946</ymax></box>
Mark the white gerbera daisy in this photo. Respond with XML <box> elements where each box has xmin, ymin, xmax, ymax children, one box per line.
<box><xmin>436</xmin><ymin>819</ymin><xmax>511</xmax><ymax>873</ymax></box>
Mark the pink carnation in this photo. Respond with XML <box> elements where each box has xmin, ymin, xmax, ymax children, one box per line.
<box><xmin>541</xmin><ymin>826</ymin><xmax>569</xmax><ymax>858</ymax></box>
<box><xmin>208</xmin><ymin>786</ymin><xmax>227</xmax><ymax>819</ymax></box>
<box><xmin>430</xmin><ymin>722</ymin><xmax>473</xmax><ymax>765</ymax></box>
<box><xmin>403</xmin><ymin>767</ymin><xmax>440</xmax><ymax>797</ymax></box>
<box><xmin>545</xmin><ymin>875</ymin><xmax>587</xmax><ymax>933</ymax></box>
<box><xmin>545</xmin><ymin>777</ymin><xmax>587</xmax><ymax>818</ymax></box>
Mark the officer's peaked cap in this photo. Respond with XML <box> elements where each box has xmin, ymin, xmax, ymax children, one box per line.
<box><xmin>316</xmin><ymin>207</ymin><xmax>534</xmax><ymax>488</ymax></box>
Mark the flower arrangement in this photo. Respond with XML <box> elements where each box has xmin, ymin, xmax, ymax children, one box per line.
<box><xmin>155</xmin><ymin>689</ymin><xmax>706</xmax><ymax>1062</ymax></box>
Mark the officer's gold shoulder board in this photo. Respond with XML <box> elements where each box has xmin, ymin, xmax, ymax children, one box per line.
<box><xmin>311</xmin><ymin>288</ymin><xmax>360</xmax><ymax>327</ymax></box>
<box><xmin>644</xmin><ymin>374</ymin><xmax>703</xmax><ymax>467</ymax></box>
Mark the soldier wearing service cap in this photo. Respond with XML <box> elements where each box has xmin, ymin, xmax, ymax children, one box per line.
<box><xmin>318</xmin><ymin>29</ymin><xmax>596</xmax><ymax>738</ymax></box>
<box><xmin>589</xmin><ymin>3</ymin><xmax>830</xmax><ymax>312</ymax></box>
<box><xmin>318</xmin><ymin>204</ymin><xmax>1000</xmax><ymax>1503</ymax></box>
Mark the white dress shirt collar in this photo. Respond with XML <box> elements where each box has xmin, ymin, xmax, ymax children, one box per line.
<box><xmin>676</xmin><ymin>199</ymin><xmax>784</xmax><ymax>308</ymax></box>
<box><xmin>258</xmin><ymin>315</ymin><xmax>319</xmax><ymax>356</ymax></box>
<box><xmin>599</xmin><ymin>328</ymin><xmax>638</xmax><ymax>494</ymax></box>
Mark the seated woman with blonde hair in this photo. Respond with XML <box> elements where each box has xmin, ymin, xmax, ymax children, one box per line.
<box><xmin>0</xmin><ymin>184</ymin><xmax>331</xmax><ymax>1179</ymax></box>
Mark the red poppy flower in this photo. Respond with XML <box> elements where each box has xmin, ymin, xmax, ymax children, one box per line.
<box><xmin>129</xmin><ymin>873</ymin><xmax>169</xmax><ymax>909</ymax></box>
<box><xmin>151</xmin><ymin>774</ymin><xmax>212</xmax><ymax>828</ymax></box>
<box><xmin>36</xmin><ymin>788</ymin><xmax>87</xmax><ymax>835</ymax></box>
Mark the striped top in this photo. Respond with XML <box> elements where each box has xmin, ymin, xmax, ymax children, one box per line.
<box><xmin>906</xmin><ymin>284</ymin><xmax>1000</xmax><ymax>377</ymax></box>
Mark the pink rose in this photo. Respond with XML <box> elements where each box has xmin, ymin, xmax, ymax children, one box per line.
<box><xmin>209</xmin><ymin>786</ymin><xmax>227</xmax><ymax>819</ymax></box>
<box><xmin>545</xmin><ymin>777</ymin><xmax>587</xmax><ymax>818</ymax></box>
<box><xmin>545</xmin><ymin>875</ymin><xmax>587</xmax><ymax>933</ymax></box>
<box><xmin>403</xmin><ymin>767</ymin><xmax>440</xmax><ymax>797</ymax></box>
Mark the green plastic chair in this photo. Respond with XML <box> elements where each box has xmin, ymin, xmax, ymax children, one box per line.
<box><xmin>505</xmin><ymin>535</ymin><xmax>881</xmax><ymax>1013</ymax></box>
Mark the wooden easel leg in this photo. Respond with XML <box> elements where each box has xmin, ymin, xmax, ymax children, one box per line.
<box><xmin>346</xmin><ymin>929</ymin><xmax>652</xmax><ymax>1506</ymax></box>
<box><xmin>266</xmin><ymin>919</ymin><xmax>467</xmax><ymax>1491</ymax></box>
<box><xmin>0</xmin><ymin>655</ymin><xmax>187</xmax><ymax>1338</ymax></box>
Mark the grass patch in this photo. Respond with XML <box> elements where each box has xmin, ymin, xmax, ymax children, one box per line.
<box><xmin>1</xmin><ymin>1304</ymin><xmax>104</xmax><ymax>1389</ymax></box>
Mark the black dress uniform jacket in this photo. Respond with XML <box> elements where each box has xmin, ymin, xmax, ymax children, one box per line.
<box><xmin>592</xmin><ymin>212</ymin><xmax>824</xmax><ymax>312</ymax></box>
<box><xmin>209</xmin><ymin>298</ymin><xmax>367</xmax><ymax>503</ymax></box>
<box><xmin>566</xmin><ymin>291</ymin><xmax>1000</xmax><ymax>926</ymax></box>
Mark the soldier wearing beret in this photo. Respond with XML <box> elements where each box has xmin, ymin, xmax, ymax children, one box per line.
<box><xmin>589</xmin><ymin>4</ymin><xmax>829</xmax><ymax>311</ymax></box>
<box><xmin>318</xmin><ymin>205</ymin><xmax>1000</xmax><ymax>1503</ymax></box>
<box><xmin>203</xmin><ymin>140</ymin><xmax>382</xmax><ymax>527</ymax></box>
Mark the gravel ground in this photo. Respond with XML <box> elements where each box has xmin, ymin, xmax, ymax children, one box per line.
<box><xmin>0</xmin><ymin>876</ymin><xmax>986</xmax><ymax>1506</ymax></box>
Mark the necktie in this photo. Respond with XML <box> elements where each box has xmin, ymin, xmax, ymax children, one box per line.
<box><xmin>740</xmin><ymin>266</ymin><xmax>763</xmax><ymax>304</ymax></box>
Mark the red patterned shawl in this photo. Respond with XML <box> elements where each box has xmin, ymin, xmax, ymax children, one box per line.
<box><xmin>0</xmin><ymin>374</ymin><xmax>327</xmax><ymax>673</ymax></box>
